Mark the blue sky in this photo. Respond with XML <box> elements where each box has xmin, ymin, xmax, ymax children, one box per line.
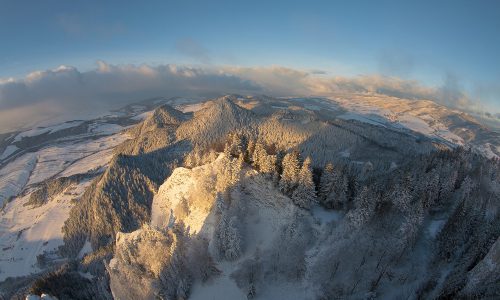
<box><xmin>0</xmin><ymin>0</ymin><xmax>499</xmax><ymax>110</ymax></box>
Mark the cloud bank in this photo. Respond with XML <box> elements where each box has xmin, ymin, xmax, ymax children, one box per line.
<box><xmin>0</xmin><ymin>62</ymin><xmax>480</xmax><ymax>132</ymax></box>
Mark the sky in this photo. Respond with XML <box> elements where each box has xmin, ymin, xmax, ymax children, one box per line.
<box><xmin>0</xmin><ymin>0</ymin><xmax>499</xmax><ymax>130</ymax></box>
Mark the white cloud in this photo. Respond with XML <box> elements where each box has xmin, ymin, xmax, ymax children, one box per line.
<box><xmin>0</xmin><ymin>62</ymin><xmax>480</xmax><ymax>133</ymax></box>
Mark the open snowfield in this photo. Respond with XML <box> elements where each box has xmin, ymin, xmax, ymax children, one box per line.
<box><xmin>326</xmin><ymin>95</ymin><xmax>466</xmax><ymax>145</ymax></box>
<box><xmin>13</xmin><ymin>121</ymin><xmax>84</xmax><ymax>142</ymax></box>
<box><xmin>0</xmin><ymin>179</ymin><xmax>92</xmax><ymax>281</ymax></box>
<box><xmin>0</xmin><ymin>145</ymin><xmax>19</xmax><ymax>161</ymax></box>
<box><xmin>0</xmin><ymin>120</ymin><xmax>132</xmax><ymax>282</ymax></box>
<box><xmin>0</xmin><ymin>154</ymin><xmax>37</xmax><ymax>207</ymax></box>
<box><xmin>27</xmin><ymin>132</ymin><xmax>129</xmax><ymax>185</ymax></box>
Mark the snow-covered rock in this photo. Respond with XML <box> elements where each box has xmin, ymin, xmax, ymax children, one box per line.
<box><xmin>108</xmin><ymin>224</ymin><xmax>176</xmax><ymax>300</ymax></box>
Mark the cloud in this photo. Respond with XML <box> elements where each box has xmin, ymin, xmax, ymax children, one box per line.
<box><xmin>0</xmin><ymin>62</ymin><xmax>482</xmax><ymax>132</ymax></box>
<box><xmin>309</xmin><ymin>69</ymin><xmax>328</xmax><ymax>75</ymax></box>
<box><xmin>0</xmin><ymin>62</ymin><xmax>260</xmax><ymax>131</ymax></box>
<box><xmin>437</xmin><ymin>72</ymin><xmax>471</xmax><ymax>109</ymax></box>
<box><xmin>225</xmin><ymin>66</ymin><xmax>312</xmax><ymax>96</ymax></box>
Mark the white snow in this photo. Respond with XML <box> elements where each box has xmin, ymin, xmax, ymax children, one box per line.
<box><xmin>0</xmin><ymin>145</ymin><xmax>19</xmax><ymax>160</ymax></box>
<box><xmin>131</xmin><ymin>111</ymin><xmax>153</xmax><ymax>121</ymax></box>
<box><xmin>304</xmin><ymin>104</ymin><xmax>321</xmax><ymax>111</ymax></box>
<box><xmin>0</xmin><ymin>127</ymin><xmax>130</xmax><ymax>280</ymax></box>
<box><xmin>427</xmin><ymin>220</ymin><xmax>446</xmax><ymax>238</ymax></box>
<box><xmin>152</xmin><ymin>155</ymin><xmax>225</xmax><ymax>234</ymax></box>
<box><xmin>14</xmin><ymin>121</ymin><xmax>84</xmax><ymax>142</ymax></box>
<box><xmin>339</xmin><ymin>149</ymin><xmax>350</xmax><ymax>158</ymax></box>
<box><xmin>328</xmin><ymin>95</ymin><xmax>468</xmax><ymax>147</ymax></box>
<box><xmin>87</xmin><ymin>121</ymin><xmax>125</xmax><ymax>135</ymax></box>
<box><xmin>177</xmin><ymin>102</ymin><xmax>206</xmax><ymax>113</ymax></box>
<box><xmin>25</xmin><ymin>294</ymin><xmax>57</xmax><ymax>300</ymax></box>
<box><xmin>476</xmin><ymin>143</ymin><xmax>500</xmax><ymax>159</ymax></box>
<box><xmin>0</xmin><ymin>179</ymin><xmax>91</xmax><ymax>281</ymax></box>
<box><xmin>189</xmin><ymin>262</ymin><xmax>246</xmax><ymax>300</ymax></box>
<box><xmin>0</xmin><ymin>154</ymin><xmax>37</xmax><ymax>206</ymax></box>
<box><xmin>27</xmin><ymin>133</ymin><xmax>128</xmax><ymax>185</ymax></box>
<box><xmin>311</xmin><ymin>205</ymin><xmax>343</xmax><ymax>225</ymax></box>
<box><xmin>338</xmin><ymin>112</ymin><xmax>388</xmax><ymax>127</ymax></box>
<box><xmin>77</xmin><ymin>240</ymin><xmax>93</xmax><ymax>259</ymax></box>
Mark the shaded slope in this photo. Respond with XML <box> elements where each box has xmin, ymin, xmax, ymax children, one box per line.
<box><xmin>118</xmin><ymin>104</ymin><xmax>187</xmax><ymax>155</ymax></box>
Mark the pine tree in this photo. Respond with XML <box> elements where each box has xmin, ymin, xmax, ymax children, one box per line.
<box><xmin>291</xmin><ymin>157</ymin><xmax>316</xmax><ymax>209</ymax></box>
<box><xmin>333</xmin><ymin>173</ymin><xmax>349</xmax><ymax>209</ymax></box>
<box><xmin>184</xmin><ymin>151</ymin><xmax>195</xmax><ymax>168</ymax></box>
<box><xmin>347</xmin><ymin>186</ymin><xmax>374</xmax><ymax>229</ymax></box>
<box><xmin>216</xmin><ymin>154</ymin><xmax>234</xmax><ymax>193</ymax></box>
<box><xmin>214</xmin><ymin>213</ymin><xmax>242</xmax><ymax>261</ymax></box>
<box><xmin>225</xmin><ymin>216</ymin><xmax>242</xmax><ymax>261</ymax></box>
<box><xmin>206</xmin><ymin>149</ymin><xmax>218</xmax><ymax>163</ymax></box>
<box><xmin>223</xmin><ymin>141</ymin><xmax>232</xmax><ymax>158</ymax></box>
<box><xmin>215</xmin><ymin>192</ymin><xmax>226</xmax><ymax>214</ymax></box>
<box><xmin>392</xmin><ymin>184</ymin><xmax>412</xmax><ymax>214</ymax></box>
<box><xmin>279</xmin><ymin>151</ymin><xmax>301</xmax><ymax>194</ymax></box>
<box><xmin>246</xmin><ymin>139</ymin><xmax>256</xmax><ymax>163</ymax></box>
<box><xmin>319</xmin><ymin>163</ymin><xmax>335</xmax><ymax>206</ymax></box>
<box><xmin>227</xmin><ymin>132</ymin><xmax>246</xmax><ymax>157</ymax></box>
<box><xmin>194</xmin><ymin>149</ymin><xmax>202</xmax><ymax>167</ymax></box>
<box><xmin>260</xmin><ymin>154</ymin><xmax>277</xmax><ymax>179</ymax></box>
<box><xmin>252</xmin><ymin>141</ymin><xmax>267</xmax><ymax>170</ymax></box>
<box><xmin>319</xmin><ymin>163</ymin><xmax>348</xmax><ymax>209</ymax></box>
<box><xmin>231</xmin><ymin>154</ymin><xmax>243</xmax><ymax>187</ymax></box>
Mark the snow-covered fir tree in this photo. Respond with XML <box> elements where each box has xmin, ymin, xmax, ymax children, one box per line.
<box><xmin>214</xmin><ymin>213</ymin><xmax>242</xmax><ymax>261</ymax></box>
<box><xmin>318</xmin><ymin>163</ymin><xmax>335</xmax><ymax>202</ymax></box>
<box><xmin>279</xmin><ymin>151</ymin><xmax>301</xmax><ymax>194</ymax></box>
<box><xmin>291</xmin><ymin>157</ymin><xmax>317</xmax><ymax>209</ymax></box>
<box><xmin>260</xmin><ymin>154</ymin><xmax>278</xmax><ymax>180</ymax></box>
<box><xmin>246</xmin><ymin>139</ymin><xmax>256</xmax><ymax>163</ymax></box>
<box><xmin>318</xmin><ymin>163</ymin><xmax>348</xmax><ymax>209</ymax></box>
<box><xmin>347</xmin><ymin>186</ymin><xmax>375</xmax><ymax>229</ymax></box>
<box><xmin>391</xmin><ymin>184</ymin><xmax>412</xmax><ymax>214</ymax></box>
<box><xmin>216</xmin><ymin>153</ymin><xmax>242</xmax><ymax>194</ymax></box>
<box><xmin>225</xmin><ymin>216</ymin><xmax>243</xmax><ymax>261</ymax></box>
<box><xmin>251</xmin><ymin>141</ymin><xmax>267</xmax><ymax>170</ymax></box>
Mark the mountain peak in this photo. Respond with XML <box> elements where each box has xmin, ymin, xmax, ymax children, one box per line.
<box><xmin>144</xmin><ymin>104</ymin><xmax>186</xmax><ymax>128</ymax></box>
<box><xmin>176</xmin><ymin>95</ymin><xmax>256</xmax><ymax>146</ymax></box>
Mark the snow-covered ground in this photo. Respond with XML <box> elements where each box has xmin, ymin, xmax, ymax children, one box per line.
<box><xmin>0</xmin><ymin>154</ymin><xmax>37</xmax><ymax>207</ymax></box>
<box><xmin>0</xmin><ymin>130</ymin><xmax>126</xmax><ymax>279</ymax></box>
<box><xmin>329</xmin><ymin>96</ymin><xmax>465</xmax><ymax>145</ymax></box>
<box><xmin>0</xmin><ymin>145</ymin><xmax>19</xmax><ymax>161</ymax></box>
<box><xmin>13</xmin><ymin>121</ymin><xmax>84</xmax><ymax>142</ymax></box>
<box><xmin>190</xmin><ymin>261</ymin><xmax>246</xmax><ymax>300</ymax></box>
<box><xmin>0</xmin><ymin>121</ymin><xmax>131</xmax><ymax>281</ymax></box>
<box><xmin>131</xmin><ymin>111</ymin><xmax>153</xmax><ymax>121</ymax></box>
<box><xmin>27</xmin><ymin>133</ymin><xmax>128</xmax><ymax>185</ymax></box>
<box><xmin>176</xmin><ymin>102</ymin><xmax>206</xmax><ymax>113</ymax></box>
<box><xmin>87</xmin><ymin>121</ymin><xmax>126</xmax><ymax>135</ymax></box>
<box><xmin>0</xmin><ymin>179</ymin><xmax>92</xmax><ymax>281</ymax></box>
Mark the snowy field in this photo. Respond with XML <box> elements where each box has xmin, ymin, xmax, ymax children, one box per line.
<box><xmin>27</xmin><ymin>132</ymin><xmax>128</xmax><ymax>185</ymax></box>
<box><xmin>0</xmin><ymin>120</ymin><xmax>132</xmax><ymax>281</ymax></box>
<box><xmin>0</xmin><ymin>154</ymin><xmax>37</xmax><ymax>207</ymax></box>
<box><xmin>13</xmin><ymin>121</ymin><xmax>84</xmax><ymax>142</ymax></box>
<box><xmin>0</xmin><ymin>145</ymin><xmax>19</xmax><ymax>161</ymax></box>
<box><xmin>0</xmin><ymin>180</ymin><xmax>92</xmax><ymax>281</ymax></box>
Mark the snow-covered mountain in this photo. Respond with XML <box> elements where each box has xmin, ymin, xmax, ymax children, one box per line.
<box><xmin>0</xmin><ymin>95</ymin><xmax>498</xmax><ymax>299</ymax></box>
